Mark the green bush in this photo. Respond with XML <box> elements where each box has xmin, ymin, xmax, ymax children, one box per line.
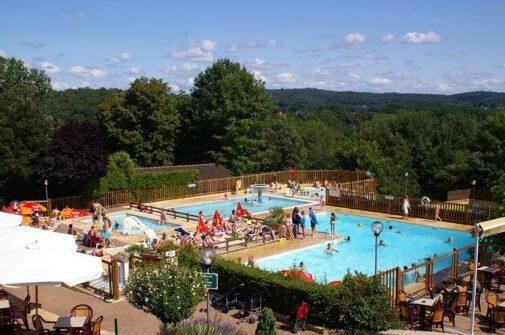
<box><xmin>106</xmin><ymin>151</ymin><xmax>136</xmax><ymax>190</ymax></box>
<box><xmin>124</xmin><ymin>262</ymin><xmax>205</xmax><ymax>326</ymax></box>
<box><xmin>256</xmin><ymin>307</ymin><xmax>276</xmax><ymax>335</ymax></box>
<box><xmin>124</xmin><ymin>243</ymin><xmax>148</xmax><ymax>255</ymax></box>
<box><xmin>169</xmin><ymin>319</ymin><xmax>245</xmax><ymax>335</ymax></box>
<box><xmin>197</xmin><ymin>255</ymin><xmax>397</xmax><ymax>331</ymax></box>
<box><xmin>263</xmin><ymin>206</ymin><xmax>285</xmax><ymax>227</ymax></box>
<box><xmin>132</xmin><ymin>170</ymin><xmax>198</xmax><ymax>190</ymax></box>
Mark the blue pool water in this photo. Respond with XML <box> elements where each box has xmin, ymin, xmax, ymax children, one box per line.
<box><xmin>296</xmin><ymin>187</ymin><xmax>326</xmax><ymax>199</ymax></box>
<box><xmin>171</xmin><ymin>196</ymin><xmax>315</xmax><ymax>219</ymax></box>
<box><xmin>83</xmin><ymin>213</ymin><xmax>179</xmax><ymax>234</ymax></box>
<box><xmin>256</xmin><ymin>212</ymin><xmax>473</xmax><ymax>282</ymax></box>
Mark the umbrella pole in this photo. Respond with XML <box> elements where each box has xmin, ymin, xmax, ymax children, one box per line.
<box><xmin>35</xmin><ymin>285</ymin><xmax>39</xmax><ymax>316</ymax></box>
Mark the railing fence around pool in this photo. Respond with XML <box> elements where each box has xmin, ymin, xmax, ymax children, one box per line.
<box><xmin>39</xmin><ymin>169</ymin><xmax>369</xmax><ymax>211</ymax></box>
<box><xmin>378</xmin><ymin>242</ymin><xmax>505</xmax><ymax>307</ymax></box>
<box><xmin>326</xmin><ymin>191</ymin><xmax>497</xmax><ymax>225</ymax></box>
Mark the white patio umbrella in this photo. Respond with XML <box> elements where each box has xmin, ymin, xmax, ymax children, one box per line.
<box><xmin>0</xmin><ymin>211</ymin><xmax>22</xmax><ymax>229</ymax></box>
<box><xmin>0</xmin><ymin>226</ymin><xmax>77</xmax><ymax>252</ymax></box>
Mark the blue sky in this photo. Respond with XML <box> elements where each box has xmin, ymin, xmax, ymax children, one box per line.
<box><xmin>2</xmin><ymin>0</ymin><xmax>505</xmax><ymax>93</ymax></box>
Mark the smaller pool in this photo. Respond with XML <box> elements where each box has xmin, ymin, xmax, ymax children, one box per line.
<box><xmin>83</xmin><ymin>213</ymin><xmax>179</xmax><ymax>234</ymax></box>
<box><xmin>297</xmin><ymin>187</ymin><xmax>326</xmax><ymax>199</ymax></box>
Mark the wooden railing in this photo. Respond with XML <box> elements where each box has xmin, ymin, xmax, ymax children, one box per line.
<box><xmin>128</xmin><ymin>203</ymin><xmax>200</xmax><ymax>222</ymax></box>
<box><xmin>327</xmin><ymin>191</ymin><xmax>497</xmax><ymax>225</ymax></box>
<box><xmin>44</xmin><ymin>169</ymin><xmax>368</xmax><ymax>211</ymax></box>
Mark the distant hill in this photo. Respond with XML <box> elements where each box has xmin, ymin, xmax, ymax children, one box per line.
<box><xmin>269</xmin><ymin>88</ymin><xmax>505</xmax><ymax>109</ymax></box>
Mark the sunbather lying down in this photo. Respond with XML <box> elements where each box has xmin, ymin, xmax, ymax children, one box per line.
<box><xmin>86</xmin><ymin>244</ymin><xmax>105</xmax><ymax>257</ymax></box>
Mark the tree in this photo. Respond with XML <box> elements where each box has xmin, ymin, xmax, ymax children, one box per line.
<box><xmin>100</xmin><ymin>77</ymin><xmax>180</xmax><ymax>166</ymax></box>
<box><xmin>255</xmin><ymin>307</ymin><xmax>276</xmax><ymax>335</ymax></box>
<box><xmin>0</xmin><ymin>56</ymin><xmax>52</xmax><ymax>200</ymax></box>
<box><xmin>38</xmin><ymin>120</ymin><xmax>108</xmax><ymax>196</ymax></box>
<box><xmin>178</xmin><ymin>59</ymin><xmax>275</xmax><ymax>163</ymax></box>
<box><xmin>214</xmin><ymin>116</ymin><xmax>305</xmax><ymax>175</ymax></box>
<box><xmin>492</xmin><ymin>174</ymin><xmax>505</xmax><ymax>217</ymax></box>
<box><xmin>124</xmin><ymin>262</ymin><xmax>205</xmax><ymax>329</ymax></box>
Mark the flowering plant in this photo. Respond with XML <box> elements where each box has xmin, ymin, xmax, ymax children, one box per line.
<box><xmin>124</xmin><ymin>262</ymin><xmax>206</xmax><ymax>326</ymax></box>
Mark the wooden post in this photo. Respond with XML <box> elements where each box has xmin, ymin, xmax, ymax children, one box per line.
<box><xmin>395</xmin><ymin>267</ymin><xmax>401</xmax><ymax>307</ymax></box>
<box><xmin>452</xmin><ymin>248</ymin><xmax>458</xmax><ymax>279</ymax></box>
<box><xmin>425</xmin><ymin>259</ymin><xmax>432</xmax><ymax>293</ymax></box>
<box><xmin>111</xmin><ymin>259</ymin><xmax>121</xmax><ymax>300</ymax></box>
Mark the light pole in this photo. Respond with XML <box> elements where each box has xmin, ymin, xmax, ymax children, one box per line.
<box><xmin>44</xmin><ymin>180</ymin><xmax>49</xmax><ymax>200</ymax></box>
<box><xmin>371</xmin><ymin>220</ymin><xmax>383</xmax><ymax>276</ymax></box>
<box><xmin>471</xmin><ymin>180</ymin><xmax>476</xmax><ymax>202</ymax></box>
<box><xmin>469</xmin><ymin>206</ymin><xmax>482</xmax><ymax>335</ymax></box>
<box><xmin>199</xmin><ymin>248</ymin><xmax>214</xmax><ymax>329</ymax></box>
<box><xmin>404</xmin><ymin>172</ymin><xmax>409</xmax><ymax>196</ymax></box>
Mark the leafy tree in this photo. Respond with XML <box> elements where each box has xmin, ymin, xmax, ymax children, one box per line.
<box><xmin>100</xmin><ymin>77</ymin><xmax>180</xmax><ymax>166</ymax></box>
<box><xmin>255</xmin><ymin>307</ymin><xmax>276</xmax><ymax>335</ymax></box>
<box><xmin>124</xmin><ymin>262</ymin><xmax>205</xmax><ymax>328</ymax></box>
<box><xmin>492</xmin><ymin>174</ymin><xmax>505</xmax><ymax>217</ymax></box>
<box><xmin>0</xmin><ymin>56</ymin><xmax>52</xmax><ymax>200</ymax></box>
<box><xmin>103</xmin><ymin>151</ymin><xmax>136</xmax><ymax>190</ymax></box>
<box><xmin>38</xmin><ymin>120</ymin><xmax>108</xmax><ymax>196</ymax></box>
<box><xmin>178</xmin><ymin>59</ymin><xmax>275</xmax><ymax>163</ymax></box>
<box><xmin>214</xmin><ymin>116</ymin><xmax>305</xmax><ymax>174</ymax></box>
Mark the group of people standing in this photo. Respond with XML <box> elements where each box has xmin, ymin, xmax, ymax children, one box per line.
<box><xmin>281</xmin><ymin>207</ymin><xmax>320</xmax><ymax>239</ymax></box>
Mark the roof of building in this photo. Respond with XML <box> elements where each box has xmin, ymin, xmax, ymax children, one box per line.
<box><xmin>136</xmin><ymin>163</ymin><xmax>232</xmax><ymax>180</ymax></box>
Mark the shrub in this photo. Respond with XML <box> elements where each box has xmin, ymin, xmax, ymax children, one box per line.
<box><xmin>124</xmin><ymin>262</ymin><xmax>205</xmax><ymax>327</ymax></box>
<box><xmin>124</xmin><ymin>243</ymin><xmax>148</xmax><ymax>255</ymax></box>
<box><xmin>157</xmin><ymin>240</ymin><xmax>176</xmax><ymax>254</ymax></box>
<box><xmin>169</xmin><ymin>318</ymin><xmax>245</xmax><ymax>335</ymax></box>
<box><xmin>132</xmin><ymin>170</ymin><xmax>198</xmax><ymax>190</ymax></box>
<box><xmin>263</xmin><ymin>206</ymin><xmax>285</xmax><ymax>227</ymax></box>
<box><xmin>255</xmin><ymin>307</ymin><xmax>276</xmax><ymax>335</ymax></box>
<box><xmin>201</xmin><ymin>256</ymin><xmax>398</xmax><ymax>331</ymax></box>
<box><xmin>106</xmin><ymin>151</ymin><xmax>136</xmax><ymax>190</ymax></box>
<box><xmin>177</xmin><ymin>246</ymin><xmax>201</xmax><ymax>269</ymax></box>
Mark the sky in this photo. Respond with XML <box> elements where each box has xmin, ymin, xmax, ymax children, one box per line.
<box><xmin>2</xmin><ymin>0</ymin><xmax>505</xmax><ymax>94</ymax></box>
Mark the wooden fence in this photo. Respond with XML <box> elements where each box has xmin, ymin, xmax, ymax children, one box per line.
<box><xmin>447</xmin><ymin>188</ymin><xmax>495</xmax><ymax>202</ymax></box>
<box><xmin>44</xmin><ymin>169</ymin><xmax>368</xmax><ymax>211</ymax></box>
<box><xmin>327</xmin><ymin>191</ymin><xmax>497</xmax><ymax>225</ymax></box>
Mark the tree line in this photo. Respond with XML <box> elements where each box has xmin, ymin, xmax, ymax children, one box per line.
<box><xmin>1</xmin><ymin>55</ymin><xmax>504</xmax><ymax>205</ymax></box>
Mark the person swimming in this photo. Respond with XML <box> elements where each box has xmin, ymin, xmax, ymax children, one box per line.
<box><xmin>325</xmin><ymin>242</ymin><xmax>338</xmax><ymax>254</ymax></box>
<box><xmin>389</xmin><ymin>225</ymin><xmax>394</xmax><ymax>231</ymax></box>
<box><xmin>379</xmin><ymin>240</ymin><xmax>386</xmax><ymax>247</ymax></box>
<box><xmin>446</xmin><ymin>237</ymin><xmax>453</xmax><ymax>243</ymax></box>
<box><xmin>357</xmin><ymin>223</ymin><xmax>363</xmax><ymax>228</ymax></box>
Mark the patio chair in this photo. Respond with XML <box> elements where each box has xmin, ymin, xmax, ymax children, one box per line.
<box><xmin>210</xmin><ymin>286</ymin><xmax>243</xmax><ymax>313</ymax></box>
<box><xmin>82</xmin><ymin>315</ymin><xmax>103</xmax><ymax>335</ymax></box>
<box><xmin>491</xmin><ymin>269</ymin><xmax>505</xmax><ymax>292</ymax></box>
<box><xmin>288</xmin><ymin>300</ymin><xmax>310</xmax><ymax>333</ymax></box>
<box><xmin>477</xmin><ymin>271</ymin><xmax>489</xmax><ymax>292</ymax></box>
<box><xmin>243</xmin><ymin>292</ymin><xmax>263</xmax><ymax>316</ymax></box>
<box><xmin>423</xmin><ymin>302</ymin><xmax>445</xmax><ymax>332</ymax></box>
<box><xmin>398</xmin><ymin>302</ymin><xmax>420</xmax><ymax>330</ymax></box>
<box><xmin>456</xmin><ymin>292</ymin><xmax>469</xmax><ymax>316</ymax></box>
<box><xmin>397</xmin><ymin>290</ymin><xmax>408</xmax><ymax>304</ymax></box>
<box><xmin>32</xmin><ymin>315</ymin><xmax>56</xmax><ymax>335</ymax></box>
<box><xmin>489</xmin><ymin>307</ymin><xmax>505</xmax><ymax>332</ymax></box>
<box><xmin>486</xmin><ymin>292</ymin><xmax>498</xmax><ymax>318</ymax></box>
<box><xmin>10</xmin><ymin>294</ymin><xmax>30</xmax><ymax>330</ymax></box>
<box><xmin>70</xmin><ymin>304</ymin><xmax>93</xmax><ymax>324</ymax></box>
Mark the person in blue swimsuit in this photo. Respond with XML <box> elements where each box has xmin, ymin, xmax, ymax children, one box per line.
<box><xmin>309</xmin><ymin>207</ymin><xmax>318</xmax><ymax>237</ymax></box>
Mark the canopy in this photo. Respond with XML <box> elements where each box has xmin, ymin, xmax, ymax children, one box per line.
<box><xmin>0</xmin><ymin>211</ymin><xmax>22</xmax><ymax>230</ymax></box>
<box><xmin>0</xmin><ymin>245</ymin><xmax>103</xmax><ymax>287</ymax></box>
<box><xmin>0</xmin><ymin>226</ymin><xmax>77</xmax><ymax>252</ymax></box>
<box><xmin>19</xmin><ymin>201</ymin><xmax>47</xmax><ymax>215</ymax></box>
<box><xmin>473</xmin><ymin>217</ymin><xmax>505</xmax><ymax>238</ymax></box>
<box><xmin>197</xmin><ymin>217</ymin><xmax>207</xmax><ymax>233</ymax></box>
<box><xmin>212</xmin><ymin>210</ymin><xmax>223</xmax><ymax>227</ymax></box>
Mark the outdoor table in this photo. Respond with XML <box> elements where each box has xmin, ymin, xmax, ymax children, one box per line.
<box><xmin>54</xmin><ymin>316</ymin><xmax>87</xmax><ymax>334</ymax></box>
<box><xmin>411</xmin><ymin>298</ymin><xmax>436</xmax><ymax>330</ymax></box>
<box><xmin>0</xmin><ymin>300</ymin><xmax>10</xmax><ymax>309</ymax></box>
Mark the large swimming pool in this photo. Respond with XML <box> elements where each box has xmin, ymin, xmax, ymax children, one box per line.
<box><xmin>171</xmin><ymin>195</ymin><xmax>315</xmax><ymax>219</ymax></box>
<box><xmin>256</xmin><ymin>212</ymin><xmax>473</xmax><ymax>282</ymax></box>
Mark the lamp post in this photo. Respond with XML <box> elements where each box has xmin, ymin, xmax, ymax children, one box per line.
<box><xmin>44</xmin><ymin>179</ymin><xmax>49</xmax><ymax>200</ymax></box>
<box><xmin>469</xmin><ymin>206</ymin><xmax>482</xmax><ymax>335</ymax></box>
<box><xmin>199</xmin><ymin>248</ymin><xmax>214</xmax><ymax>329</ymax></box>
<box><xmin>471</xmin><ymin>180</ymin><xmax>476</xmax><ymax>202</ymax></box>
<box><xmin>371</xmin><ymin>220</ymin><xmax>383</xmax><ymax>276</ymax></box>
<box><xmin>404</xmin><ymin>172</ymin><xmax>409</xmax><ymax>196</ymax></box>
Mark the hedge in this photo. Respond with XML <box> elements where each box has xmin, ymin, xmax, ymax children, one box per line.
<box><xmin>176</xmin><ymin>249</ymin><xmax>399</xmax><ymax>332</ymax></box>
<box><xmin>131</xmin><ymin>170</ymin><xmax>198</xmax><ymax>190</ymax></box>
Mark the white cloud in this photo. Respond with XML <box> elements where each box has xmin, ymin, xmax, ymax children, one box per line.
<box><xmin>403</xmin><ymin>32</ymin><xmax>441</xmax><ymax>43</ymax></box>
<box><xmin>437</xmin><ymin>83</ymin><xmax>453</xmax><ymax>91</ymax></box>
<box><xmin>0</xmin><ymin>49</ymin><xmax>6</xmax><ymax>57</ymax></box>
<box><xmin>171</xmin><ymin>41</ymin><xmax>214</xmax><ymax>62</ymax></box>
<box><xmin>51</xmin><ymin>81</ymin><xmax>69</xmax><ymax>90</ymax></box>
<box><xmin>40</xmin><ymin>61</ymin><xmax>61</xmax><ymax>74</ymax></box>
<box><xmin>382</xmin><ymin>34</ymin><xmax>396</xmax><ymax>42</ymax></box>
<box><xmin>70</xmin><ymin>65</ymin><xmax>106</xmax><ymax>78</ymax></box>
<box><xmin>344</xmin><ymin>33</ymin><xmax>367</xmax><ymax>43</ymax></box>
<box><xmin>249</xmin><ymin>58</ymin><xmax>287</xmax><ymax>69</ymax></box>
<box><xmin>369</xmin><ymin>77</ymin><xmax>392</xmax><ymax>85</ymax></box>
<box><xmin>187</xmin><ymin>77</ymin><xmax>195</xmax><ymax>86</ymax></box>
<box><xmin>163</xmin><ymin>62</ymin><xmax>199</xmax><ymax>73</ymax></box>
<box><xmin>107</xmin><ymin>52</ymin><xmax>133</xmax><ymax>65</ymax></box>
<box><xmin>168</xmin><ymin>83</ymin><xmax>181</xmax><ymax>92</ymax></box>
<box><xmin>275</xmin><ymin>72</ymin><xmax>295</xmax><ymax>83</ymax></box>
<box><xmin>252</xmin><ymin>70</ymin><xmax>267</xmax><ymax>82</ymax></box>
<box><xmin>228</xmin><ymin>39</ymin><xmax>280</xmax><ymax>52</ymax></box>
<box><xmin>125</xmin><ymin>66</ymin><xmax>142</xmax><ymax>75</ymax></box>
<box><xmin>201</xmin><ymin>39</ymin><xmax>216</xmax><ymax>51</ymax></box>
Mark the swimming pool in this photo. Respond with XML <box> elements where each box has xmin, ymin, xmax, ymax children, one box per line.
<box><xmin>256</xmin><ymin>212</ymin><xmax>473</xmax><ymax>282</ymax></box>
<box><xmin>296</xmin><ymin>187</ymin><xmax>326</xmax><ymax>199</ymax></box>
<box><xmin>171</xmin><ymin>196</ymin><xmax>315</xmax><ymax>219</ymax></box>
<box><xmin>83</xmin><ymin>213</ymin><xmax>179</xmax><ymax>234</ymax></box>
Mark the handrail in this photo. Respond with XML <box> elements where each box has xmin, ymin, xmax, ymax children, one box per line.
<box><xmin>128</xmin><ymin>202</ymin><xmax>199</xmax><ymax>222</ymax></box>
